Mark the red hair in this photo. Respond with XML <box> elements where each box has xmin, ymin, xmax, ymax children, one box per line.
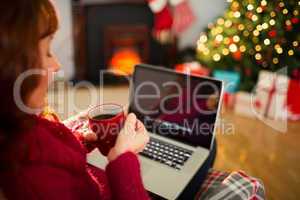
<box><xmin>0</xmin><ymin>0</ymin><xmax>58</xmax><ymax>145</ymax></box>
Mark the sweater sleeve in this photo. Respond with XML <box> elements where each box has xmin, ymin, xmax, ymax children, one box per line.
<box><xmin>106</xmin><ymin>152</ymin><xmax>150</xmax><ymax>200</ymax></box>
<box><xmin>73</xmin><ymin>131</ymin><xmax>98</xmax><ymax>153</ymax></box>
<box><xmin>8</xmin><ymin>165</ymin><xmax>80</xmax><ymax>200</ymax></box>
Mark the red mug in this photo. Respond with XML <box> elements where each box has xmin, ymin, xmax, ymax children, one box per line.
<box><xmin>88</xmin><ymin>104</ymin><xmax>125</xmax><ymax>156</ymax></box>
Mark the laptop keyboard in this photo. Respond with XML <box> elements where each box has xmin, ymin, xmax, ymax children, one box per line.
<box><xmin>140</xmin><ymin>137</ymin><xmax>193</xmax><ymax>170</ymax></box>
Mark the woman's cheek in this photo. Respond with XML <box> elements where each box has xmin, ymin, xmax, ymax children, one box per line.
<box><xmin>47</xmin><ymin>70</ymin><xmax>55</xmax><ymax>86</ymax></box>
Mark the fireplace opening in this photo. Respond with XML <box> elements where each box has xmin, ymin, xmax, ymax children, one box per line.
<box><xmin>105</xmin><ymin>25</ymin><xmax>149</xmax><ymax>76</ymax></box>
<box><xmin>109</xmin><ymin>47</ymin><xmax>141</xmax><ymax>75</ymax></box>
<box><xmin>72</xmin><ymin>0</ymin><xmax>178</xmax><ymax>84</ymax></box>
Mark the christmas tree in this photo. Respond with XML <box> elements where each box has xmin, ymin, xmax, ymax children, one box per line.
<box><xmin>197</xmin><ymin>0</ymin><xmax>300</xmax><ymax>91</ymax></box>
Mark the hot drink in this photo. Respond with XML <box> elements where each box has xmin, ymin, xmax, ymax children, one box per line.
<box><xmin>88</xmin><ymin>104</ymin><xmax>125</xmax><ymax>156</ymax></box>
<box><xmin>92</xmin><ymin>114</ymin><xmax>117</xmax><ymax>121</ymax></box>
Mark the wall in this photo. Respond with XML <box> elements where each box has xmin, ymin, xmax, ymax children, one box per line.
<box><xmin>178</xmin><ymin>0</ymin><xmax>228</xmax><ymax>49</ymax></box>
<box><xmin>52</xmin><ymin>0</ymin><xmax>75</xmax><ymax>80</ymax></box>
<box><xmin>52</xmin><ymin>0</ymin><xmax>227</xmax><ymax>80</ymax></box>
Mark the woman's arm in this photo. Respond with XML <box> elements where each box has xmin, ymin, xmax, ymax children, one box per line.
<box><xmin>105</xmin><ymin>152</ymin><xmax>150</xmax><ymax>200</ymax></box>
<box><xmin>65</xmin><ymin>113</ymin><xmax>150</xmax><ymax>199</ymax></box>
<box><xmin>101</xmin><ymin>113</ymin><xmax>150</xmax><ymax>200</ymax></box>
<box><xmin>3</xmin><ymin>165</ymin><xmax>81</xmax><ymax>200</ymax></box>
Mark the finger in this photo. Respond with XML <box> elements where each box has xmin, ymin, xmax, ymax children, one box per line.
<box><xmin>144</xmin><ymin>133</ymin><xmax>150</xmax><ymax>145</ymax></box>
<box><xmin>135</xmin><ymin>128</ymin><xmax>149</xmax><ymax>146</ymax></box>
<box><xmin>136</xmin><ymin>120</ymin><xmax>147</xmax><ymax>134</ymax></box>
<box><xmin>136</xmin><ymin>131</ymin><xmax>149</xmax><ymax>146</ymax></box>
<box><xmin>136</xmin><ymin>120</ymin><xmax>143</xmax><ymax>130</ymax></box>
<box><xmin>83</xmin><ymin>131</ymin><xmax>98</xmax><ymax>142</ymax></box>
<box><xmin>77</xmin><ymin>109</ymin><xmax>89</xmax><ymax>120</ymax></box>
<box><xmin>124</xmin><ymin>105</ymin><xmax>129</xmax><ymax>115</ymax></box>
<box><xmin>125</xmin><ymin>113</ymin><xmax>137</xmax><ymax>124</ymax></box>
<box><xmin>136</xmin><ymin>137</ymin><xmax>149</xmax><ymax>153</ymax></box>
<box><xmin>124</xmin><ymin>113</ymin><xmax>137</xmax><ymax>133</ymax></box>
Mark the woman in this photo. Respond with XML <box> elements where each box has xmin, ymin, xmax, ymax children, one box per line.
<box><xmin>0</xmin><ymin>0</ymin><xmax>150</xmax><ymax>199</ymax></box>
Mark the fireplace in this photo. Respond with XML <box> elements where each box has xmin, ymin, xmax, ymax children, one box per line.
<box><xmin>72</xmin><ymin>0</ymin><xmax>177</xmax><ymax>84</ymax></box>
<box><xmin>105</xmin><ymin>25</ymin><xmax>149</xmax><ymax>76</ymax></box>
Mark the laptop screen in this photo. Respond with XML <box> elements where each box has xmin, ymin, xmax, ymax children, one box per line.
<box><xmin>129</xmin><ymin>64</ymin><xmax>223</xmax><ymax>149</ymax></box>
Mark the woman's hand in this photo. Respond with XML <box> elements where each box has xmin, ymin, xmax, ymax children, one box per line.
<box><xmin>63</xmin><ymin>110</ymin><xmax>98</xmax><ymax>144</ymax></box>
<box><xmin>107</xmin><ymin>113</ymin><xmax>149</xmax><ymax>162</ymax></box>
<box><xmin>63</xmin><ymin>109</ymin><xmax>89</xmax><ymax>128</ymax></box>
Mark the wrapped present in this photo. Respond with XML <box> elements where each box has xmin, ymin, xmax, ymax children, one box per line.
<box><xmin>234</xmin><ymin>92</ymin><xmax>256</xmax><ymax>117</ymax></box>
<box><xmin>147</xmin><ymin>0</ymin><xmax>173</xmax><ymax>43</ymax></box>
<box><xmin>213</xmin><ymin>70</ymin><xmax>240</xmax><ymax>93</ymax></box>
<box><xmin>223</xmin><ymin>92</ymin><xmax>236</xmax><ymax>110</ymax></box>
<box><xmin>175</xmin><ymin>62</ymin><xmax>210</xmax><ymax>77</ymax></box>
<box><xmin>254</xmin><ymin>70</ymin><xmax>289</xmax><ymax>121</ymax></box>
<box><xmin>287</xmin><ymin>79</ymin><xmax>300</xmax><ymax>120</ymax></box>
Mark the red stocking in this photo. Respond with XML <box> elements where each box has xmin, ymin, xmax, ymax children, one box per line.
<box><xmin>147</xmin><ymin>0</ymin><xmax>173</xmax><ymax>42</ymax></box>
<box><xmin>170</xmin><ymin>0</ymin><xmax>196</xmax><ymax>35</ymax></box>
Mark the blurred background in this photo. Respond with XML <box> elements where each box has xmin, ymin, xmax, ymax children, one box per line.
<box><xmin>50</xmin><ymin>1</ymin><xmax>300</xmax><ymax>199</ymax></box>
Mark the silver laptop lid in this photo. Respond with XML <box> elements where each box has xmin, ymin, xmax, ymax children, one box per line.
<box><xmin>129</xmin><ymin>64</ymin><xmax>223</xmax><ymax>150</ymax></box>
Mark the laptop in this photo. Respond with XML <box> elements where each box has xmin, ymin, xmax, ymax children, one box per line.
<box><xmin>87</xmin><ymin>64</ymin><xmax>223</xmax><ymax>199</ymax></box>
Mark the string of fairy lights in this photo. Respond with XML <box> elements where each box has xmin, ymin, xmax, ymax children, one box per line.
<box><xmin>197</xmin><ymin>0</ymin><xmax>300</xmax><ymax>69</ymax></box>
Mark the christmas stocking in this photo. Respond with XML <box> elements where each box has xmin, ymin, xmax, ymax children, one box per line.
<box><xmin>170</xmin><ymin>0</ymin><xmax>196</xmax><ymax>35</ymax></box>
<box><xmin>147</xmin><ymin>0</ymin><xmax>173</xmax><ymax>42</ymax></box>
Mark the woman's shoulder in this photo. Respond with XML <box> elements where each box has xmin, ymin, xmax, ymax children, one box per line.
<box><xmin>1</xmin><ymin>115</ymin><xmax>87</xmax><ymax>171</ymax></box>
<box><xmin>0</xmin><ymin>116</ymin><xmax>91</xmax><ymax>199</ymax></box>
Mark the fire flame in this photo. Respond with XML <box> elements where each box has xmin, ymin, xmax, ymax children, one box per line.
<box><xmin>109</xmin><ymin>48</ymin><xmax>141</xmax><ymax>75</ymax></box>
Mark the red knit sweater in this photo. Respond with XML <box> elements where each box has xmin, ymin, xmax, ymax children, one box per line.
<box><xmin>0</xmin><ymin>116</ymin><xmax>149</xmax><ymax>200</ymax></box>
